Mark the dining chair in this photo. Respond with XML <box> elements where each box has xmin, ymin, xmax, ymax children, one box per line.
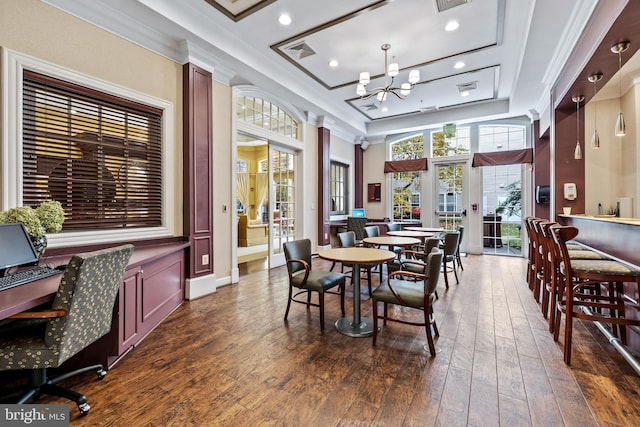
<box><xmin>441</xmin><ymin>231</ymin><xmax>460</xmax><ymax>289</ymax></box>
<box><xmin>371</xmin><ymin>248</ymin><xmax>444</xmax><ymax>356</ymax></box>
<box><xmin>454</xmin><ymin>225</ymin><xmax>464</xmax><ymax>271</ymax></box>
<box><xmin>283</xmin><ymin>239</ymin><xmax>346</xmax><ymax>331</ymax></box>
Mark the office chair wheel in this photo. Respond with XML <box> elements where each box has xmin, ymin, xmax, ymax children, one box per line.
<box><xmin>78</xmin><ymin>402</ymin><xmax>90</xmax><ymax>416</ymax></box>
<box><xmin>96</xmin><ymin>368</ymin><xmax>107</xmax><ymax>380</ymax></box>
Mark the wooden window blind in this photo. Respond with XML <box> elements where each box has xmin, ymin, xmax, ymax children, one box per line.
<box><xmin>22</xmin><ymin>70</ymin><xmax>163</xmax><ymax>231</ymax></box>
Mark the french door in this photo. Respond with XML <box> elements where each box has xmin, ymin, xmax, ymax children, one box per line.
<box><xmin>432</xmin><ymin>161</ymin><xmax>468</xmax><ymax>237</ymax></box>
<box><xmin>269</xmin><ymin>147</ymin><xmax>296</xmax><ymax>268</ymax></box>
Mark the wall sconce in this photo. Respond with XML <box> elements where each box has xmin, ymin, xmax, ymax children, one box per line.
<box><xmin>572</xmin><ymin>95</ymin><xmax>584</xmax><ymax>160</ymax></box>
<box><xmin>611</xmin><ymin>41</ymin><xmax>630</xmax><ymax>137</ymax></box>
<box><xmin>587</xmin><ymin>73</ymin><xmax>602</xmax><ymax>149</ymax></box>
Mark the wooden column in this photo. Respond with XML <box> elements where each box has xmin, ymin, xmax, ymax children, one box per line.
<box><xmin>318</xmin><ymin>127</ymin><xmax>330</xmax><ymax>246</ymax></box>
<box><xmin>183</xmin><ymin>63</ymin><xmax>214</xmax><ymax>277</ymax></box>
<box><xmin>354</xmin><ymin>144</ymin><xmax>364</xmax><ymax>208</ymax></box>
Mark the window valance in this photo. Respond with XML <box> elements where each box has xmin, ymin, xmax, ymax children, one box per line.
<box><xmin>471</xmin><ymin>148</ymin><xmax>533</xmax><ymax>167</ymax></box>
<box><xmin>384</xmin><ymin>158</ymin><xmax>428</xmax><ymax>173</ymax></box>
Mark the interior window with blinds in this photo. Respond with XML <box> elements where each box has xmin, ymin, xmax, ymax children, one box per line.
<box><xmin>22</xmin><ymin>71</ymin><xmax>163</xmax><ymax>231</ymax></box>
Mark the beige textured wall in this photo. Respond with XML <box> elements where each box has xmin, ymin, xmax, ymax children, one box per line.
<box><xmin>363</xmin><ymin>142</ymin><xmax>387</xmax><ymax>219</ymax></box>
<box><xmin>585</xmin><ymin>88</ymin><xmax>638</xmax><ymax>216</ymax></box>
<box><xmin>212</xmin><ymin>81</ymin><xmax>233</xmax><ymax>281</ymax></box>
<box><xmin>0</xmin><ymin>0</ymin><xmax>183</xmax><ymax>225</ymax></box>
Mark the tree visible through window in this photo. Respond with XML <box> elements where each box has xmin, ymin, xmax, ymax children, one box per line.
<box><xmin>390</xmin><ymin>135</ymin><xmax>423</xmax><ymax>221</ymax></box>
<box><xmin>22</xmin><ymin>71</ymin><xmax>163</xmax><ymax>231</ymax></box>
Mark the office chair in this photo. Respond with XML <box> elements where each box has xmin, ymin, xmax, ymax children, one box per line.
<box><xmin>0</xmin><ymin>244</ymin><xmax>134</xmax><ymax>415</ymax></box>
<box><xmin>283</xmin><ymin>239</ymin><xmax>345</xmax><ymax>331</ymax></box>
<box><xmin>347</xmin><ymin>216</ymin><xmax>368</xmax><ymax>242</ymax></box>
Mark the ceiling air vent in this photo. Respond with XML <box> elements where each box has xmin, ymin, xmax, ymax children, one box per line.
<box><xmin>286</xmin><ymin>41</ymin><xmax>316</xmax><ymax>60</ymax></box>
<box><xmin>435</xmin><ymin>0</ymin><xmax>470</xmax><ymax>13</ymax></box>
<box><xmin>457</xmin><ymin>81</ymin><xmax>478</xmax><ymax>92</ymax></box>
<box><xmin>362</xmin><ymin>104</ymin><xmax>378</xmax><ymax>111</ymax></box>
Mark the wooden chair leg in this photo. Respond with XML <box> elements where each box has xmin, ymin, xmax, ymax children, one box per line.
<box><xmin>319</xmin><ymin>293</ymin><xmax>325</xmax><ymax>332</ymax></box>
<box><xmin>424</xmin><ymin>307</ymin><xmax>436</xmax><ymax>356</ymax></box>
<box><xmin>372</xmin><ymin>300</ymin><xmax>378</xmax><ymax>346</ymax></box>
<box><xmin>442</xmin><ymin>259</ymin><xmax>449</xmax><ymax>289</ymax></box>
<box><xmin>284</xmin><ymin>285</ymin><xmax>293</xmax><ymax>321</ymax></box>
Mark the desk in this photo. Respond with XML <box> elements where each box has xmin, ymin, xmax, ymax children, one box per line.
<box><xmin>0</xmin><ymin>242</ymin><xmax>188</xmax><ymax>368</ymax></box>
<box><xmin>318</xmin><ymin>247</ymin><xmax>395</xmax><ymax>337</ymax></box>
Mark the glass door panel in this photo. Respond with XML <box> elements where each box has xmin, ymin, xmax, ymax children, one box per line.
<box><xmin>481</xmin><ymin>164</ymin><xmax>523</xmax><ymax>256</ymax></box>
<box><xmin>434</xmin><ymin>163</ymin><xmax>466</xmax><ymax>231</ymax></box>
<box><xmin>270</xmin><ymin>148</ymin><xmax>296</xmax><ymax>268</ymax></box>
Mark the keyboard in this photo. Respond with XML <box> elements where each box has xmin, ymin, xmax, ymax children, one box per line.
<box><xmin>0</xmin><ymin>267</ymin><xmax>62</xmax><ymax>291</ymax></box>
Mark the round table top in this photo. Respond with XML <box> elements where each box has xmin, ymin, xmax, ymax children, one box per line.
<box><xmin>318</xmin><ymin>247</ymin><xmax>396</xmax><ymax>264</ymax></box>
<box><xmin>387</xmin><ymin>230</ymin><xmax>434</xmax><ymax>238</ymax></box>
<box><xmin>404</xmin><ymin>226</ymin><xmax>444</xmax><ymax>233</ymax></box>
<box><xmin>363</xmin><ymin>236</ymin><xmax>421</xmax><ymax>246</ymax></box>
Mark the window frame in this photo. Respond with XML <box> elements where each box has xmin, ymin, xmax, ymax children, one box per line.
<box><xmin>329</xmin><ymin>160</ymin><xmax>349</xmax><ymax>216</ymax></box>
<box><xmin>1</xmin><ymin>48</ymin><xmax>176</xmax><ymax>247</ymax></box>
<box><xmin>388</xmin><ymin>134</ymin><xmax>424</xmax><ymax>221</ymax></box>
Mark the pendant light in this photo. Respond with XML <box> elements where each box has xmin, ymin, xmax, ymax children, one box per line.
<box><xmin>572</xmin><ymin>95</ymin><xmax>584</xmax><ymax>160</ymax></box>
<box><xmin>588</xmin><ymin>73</ymin><xmax>602</xmax><ymax>149</ymax></box>
<box><xmin>611</xmin><ymin>41</ymin><xmax>630</xmax><ymax>137</ymax></box>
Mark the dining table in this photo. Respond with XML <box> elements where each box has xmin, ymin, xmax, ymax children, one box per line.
<box><xmin>318</xmin><ymin>247</ymin><xmax>395</xmax><ymax>337</ymax></box>
<box><xmin>404</xmin><ymin>226</ymin><xmax>444</xmax><ymax>233</ymax></box>
<box><xmin>387</xmin><ymin>230</ymin><xmax>436</xmax><ymax>240</ymax></box>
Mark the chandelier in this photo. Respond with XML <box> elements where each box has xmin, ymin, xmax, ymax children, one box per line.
<box><xmin>356</xmin><ymin>44</ymin><xmax>420</xmax><ymax>103</ymax></box>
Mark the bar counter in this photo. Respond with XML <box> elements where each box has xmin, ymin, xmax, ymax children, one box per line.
<box><xmin>558</xmin><ymin>214</ymin><xmax>640</xmax><ymax>266</ymax></box>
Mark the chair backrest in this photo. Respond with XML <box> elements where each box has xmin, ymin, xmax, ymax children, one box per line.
<box><xmin>338</xmin><ymin>231</ymin><xmax>357</xmax><ymax>248</ymax></box>
<box><xmin>424</xmin><ymin>248</ymin><xmax>444</xmax><ymax>296</ymax></box>
<box><xmin>442</xmin><ymin>231</ymin><xmax>460</xmax><ymax>256</ymax></box>
<box><xmin>386</xmin><ymin>223</ymin><xmax>402</xmax><ymax>232</ymax></box>
<box><xmin>347</xmin><ymin>216</ymin><xmax>368</xmax><ymax>241</ymax></box>
<box><xmin>455</xmin><ymin>225</ymin><xmax>464</xmax><ymax>249</ymax></box>
<box><xmin>423</xmin><ymin>237</ymin><xmax>441</xmax><ymax>256</ymax></box>
<box><xmin>48</xmin><ymin>244</ymin><xmax>134</xmax><ymax>363</ymax></box>
<box><xmin>365</xmin><ymin>225</ymin><xmax>380</xmax><ymax>238</ymax></box>
<box><xmin>283</xmin><ymin>239</ymin><xmax>313</xmax><ymax>276</ymax></box>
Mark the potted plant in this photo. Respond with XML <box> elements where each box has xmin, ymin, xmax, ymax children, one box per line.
<box><xmin>0</xmin><ymin>201</ymin><xmax>65</xmax><ymax>257</ymax></box>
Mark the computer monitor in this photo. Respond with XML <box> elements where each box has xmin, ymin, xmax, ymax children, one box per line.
<box><xmin>351</xmin><ymin>208</ymin><xmax>366</xmax><ymax>218</ymax></box>
<box><xmin>0</xmin><ymin>223</ymin><xmax>40</xmax><ymax>276</ymax></box>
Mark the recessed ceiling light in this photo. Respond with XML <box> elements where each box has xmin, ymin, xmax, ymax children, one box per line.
<box><xmin>460</xmin><ymin>91</ymin><xmax>469</xmax><ymax>97</ymax></box>
<box><xmin>328</xmin><ymin>59</ymin><xmax>339</xmax><ymax>67</ymax></box>
<box><xmin>454</xmin><ymin>61</ymin><xmax>465</xmax><ymax>69</ymax></box>
<box><xmin>445</xmin><ymin>21</ymin><xmax>459</xmax><ymax>32</ymax></box>
<box><xmin>278</xmin><ymin>14</ymin><xmax>292</xmax><ymax>26</ymax></box>
<box><xmin>381</xmin><ymin>106</ymin><xmax>389</xmax><ymax>113</ymax></box>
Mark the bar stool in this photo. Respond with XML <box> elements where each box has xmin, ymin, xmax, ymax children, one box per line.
<box><xmin>540</xmin><ymin>222</ymin><xmax>610</xmax><ymax>326</ymax></box>
<box><xmin>550</xmin><ymin>225</ymin><xmax>640</xmax><ymax>365</ymax></box>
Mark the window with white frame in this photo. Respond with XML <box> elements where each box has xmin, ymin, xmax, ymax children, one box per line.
<box><xmin>330</xmin><ymin>161</ymin><xmax>348</xmax><ymax>215</ymax></box>
<box><xmin>2</xmin><ymin>50</ymin><xmax>175</xmax><ymax>244</ymax></box>
<box><xmin>431</xmin><ymin>127</ymin><xmax>470</xmax><ymax>157</ymax></box>
<box><xmin>390</xmin><ymin>134</ymin><xmax>423</xmax><ymax>221</ymax></box>
<box><xmin>237</xmin><ymin>96</ymin><xmax>299</xmax><ymax>139</ymax></box>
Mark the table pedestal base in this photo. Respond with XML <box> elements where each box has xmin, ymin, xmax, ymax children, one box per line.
<box><xmin>335</xmin><ymin>316</ymin><xmax>374</xmax><ymax>337</ymax></box>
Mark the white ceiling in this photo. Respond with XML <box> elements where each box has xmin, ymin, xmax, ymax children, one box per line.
<box><xmin>42</xmin><ymin>0</ymin><xmax>596</xmax><ymax>141</ymax></box>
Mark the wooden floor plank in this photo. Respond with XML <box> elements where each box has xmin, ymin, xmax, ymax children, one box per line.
<box><xmin>5</xmin><ymin>254</ymin><xmax>640</xmax><ymax>426</ymax></box>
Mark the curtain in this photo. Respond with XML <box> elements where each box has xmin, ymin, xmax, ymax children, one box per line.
<box><xmin>471</xmin><ymin>148</ymin><xmax>533</xmax><ymax>167</ymax></box>
<box><xmin>237</xmin><ymin>173</ymin><xmax>250</xmax><ymax>212</ymax></box>
<box><xmin>255</xmin><ymin>172</ymin><xmax>269</xmax><ymax>220</ymax></box>
<box><xmin>384</xmin><ymin>158</ymin><xmax>428</xmax><ymax>173</ymax></box>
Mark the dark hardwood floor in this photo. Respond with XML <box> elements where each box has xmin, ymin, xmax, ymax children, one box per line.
<box><xmin>24</xmin><ymin>255</ymin><xmax>640</xmax><ymax>425</ymax></box>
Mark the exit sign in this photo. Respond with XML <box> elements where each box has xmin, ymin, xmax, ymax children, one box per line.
<box><xmin>443</xmin><ymin>123</ymin><xmax>456</xmax><ymax>135</ymax></box>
